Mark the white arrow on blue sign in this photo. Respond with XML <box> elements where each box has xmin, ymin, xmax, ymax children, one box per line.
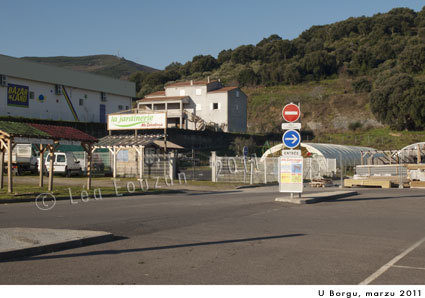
<box><xmin>282</xmin><ymin>130</ymin><xmax>301</xmax><ymax>148</ymax></box>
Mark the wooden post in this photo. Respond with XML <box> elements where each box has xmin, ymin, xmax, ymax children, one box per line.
<box><xmin>48</xmin><ymin>144</ymin><xmax>54</xmax><ymax>192</ymax></box>
<box><xmin>39</xmin><ymin>144</ymin><xmax>46</xmax><ymax>187</ymax></box>
<box><xmin>7</xmin><ymin>138</ymin><xmax>12</xmax><ymax>193</ymax></box>
<box><xmin>179</xmin><ymin>101</ymin><xmax>183</xmax><ymax>128</ymax></box>
<box><xmin>135</xmin><ymin>145</ymin><xmax>144</xmax><ymax>180</ymax></box>
<box><xmin>113</xmin><ymin>147</ymin><xmax>117</xmax><ymax>178</ymax></box>
<box><xmin>83</xmin><ymin>143</ymin><xmax>93</xmax><ymax>190</ymax></box>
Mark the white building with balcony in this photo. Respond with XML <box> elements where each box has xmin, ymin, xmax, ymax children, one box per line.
<box><xmin>137</xmin><ymin>78</ymin><xmax>247</xmax><ymax>133</ymax></box>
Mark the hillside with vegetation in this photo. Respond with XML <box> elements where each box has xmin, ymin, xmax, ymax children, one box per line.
<box><xmin>129</xmin><ymin>6</ymin><xmax>425</xmax><ymax>137</ymax></box>
<box><xmin>22</xmin><ymin>55</ymin><xmax>158</xmax><ymax>79</ymax></box>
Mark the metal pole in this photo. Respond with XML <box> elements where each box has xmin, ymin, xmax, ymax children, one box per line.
<box><xmin>250</xmin><ymin>160</ymin><xmax>253</xmax><ymax>185</ymax></box>
<box><xmin>211</xmin><ymin>151</ymin><xmax>217</xmax><ymax>182</ymax></box>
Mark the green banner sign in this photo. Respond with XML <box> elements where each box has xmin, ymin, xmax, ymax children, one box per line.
<box><xmin>108</xmin><ymin>113</ymin><xmax>166</xmax><ymax>130</ymax></box>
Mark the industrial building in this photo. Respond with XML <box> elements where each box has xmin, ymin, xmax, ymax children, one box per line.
<box><xmin>0</xmin><ymin>54</ymin><xmax>135</xmax><ymax>123</ymax></box>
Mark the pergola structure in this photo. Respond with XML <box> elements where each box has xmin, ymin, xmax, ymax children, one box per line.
<box><xmin>0</xmin><ymin>121</ymin><xmax>97</xmax><ymax>193</ymax></box>
<box><xmin>94</xmin><ymin>134</ymin><xmax>183</xmax><ymax>179</ymax></box>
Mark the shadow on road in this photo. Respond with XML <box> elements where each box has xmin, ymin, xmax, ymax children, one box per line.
<box><xmin>186</xmin><ymin>190</ymin><xmax>243</xmax><ymax>196</ymax></box>
<box><xmin>5</xmin><ymin>233</ymin><xmax>305</xmax><ymax>262</ymax></box>
<box><xmin>333</xmin><ymin>194</ymin><xmax>425</xmax><ymax>203</ymax></box>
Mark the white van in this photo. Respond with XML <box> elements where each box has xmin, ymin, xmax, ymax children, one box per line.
<box><xmin>41</xmin><ymin>152</ymin><xmax>82</xmax><ymax>177</ymax></box>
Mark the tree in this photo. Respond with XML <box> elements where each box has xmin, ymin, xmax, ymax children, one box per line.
<box><xmin>217</xmin><ymin>49</ymin><xmax>232</xmax><ymax>65</ymax></box>
<box><xmin>231</xmin><ymin>45</ymin><xmax>255</xmax><ymax>64</ymax></box>
<box><xmin>399</xmin><ymin>44</ymin><xmax>425</xmax><ymax>73</ymax></box>
<box><xmin>256</xmin><ymin>34</ymin><xmax>282</xmax><ymax>47</ymax></box>
<box><xmin>165</xmin><ymin>61</ymin><xmax>182</xmax><ymax>71</ymax></box>
<box><xmin>369</xmin><ymin>73</ymin><xmax>425</xmax><ymax>130</ymax></box>
<box><xmin>190</xmin><ymin>55</ymin><xmax>219</xmax><ymax>73</ymax></box>
<box><xmin>237</xmin><ymin>67</ymin><xmax>259</xmax><ymax>86</ymax></box>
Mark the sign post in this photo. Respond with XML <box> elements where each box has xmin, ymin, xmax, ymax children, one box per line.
<box><xmin>279</xmin><ymin>103</ymin><xmax>303</xmax><ymax>198</ymax></box>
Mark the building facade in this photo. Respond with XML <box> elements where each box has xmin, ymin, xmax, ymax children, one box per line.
<box><xmin>0</xmin><ymin>54</ymin><xmax>135</xmax><ymax>123</ymax></box>
<box><xmin>137</xmin><ymin>79</ymin><xmax>247</xmax><ymax>133</ymax></box>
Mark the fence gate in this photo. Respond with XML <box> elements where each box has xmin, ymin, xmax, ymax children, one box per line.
<box><xmin>176</xmin><ymin>150</ymin><xmax>211</xmax><ymax>181</ymax></box>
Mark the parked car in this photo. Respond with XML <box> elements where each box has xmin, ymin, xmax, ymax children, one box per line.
<box><xmin>10</xmin><ymin>144</ymin><xmax>38</xmax><ymax>175</ymax></box>
<box><xmin>40</xmin><ymin>152</ymin><xmax>82</xmax><ymax>177</ymax></box>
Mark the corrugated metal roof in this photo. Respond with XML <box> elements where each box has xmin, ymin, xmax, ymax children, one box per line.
<box><xmin>0</xmin><ymin>54</ymin><xmax>135</xmax><ymax>97</ymax></box>
<box><xmin>95</xmin><ymin>134</ymin><xmax>163</xmax><ymax>147</ymax></box>
<box><xmin>302</xmin><ymin>143</ymin><xmax>376</xmax><ymax>165</ymax></box>
<box><xmin>95</xmin><ymin>134</ymin><xmax>184</xmax><ymax>149</ymax></box>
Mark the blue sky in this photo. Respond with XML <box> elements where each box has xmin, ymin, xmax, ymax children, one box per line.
<box><xmin>0</xmin><ymin>0</ymin><xmax>423</xmax><ymax>70</ymax></box>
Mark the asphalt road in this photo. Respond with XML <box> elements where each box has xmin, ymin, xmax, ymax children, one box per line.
<box><xmin>1</xmin><ymin>186</ymin><xmax>425</xmax><ymax>285</ymax></box>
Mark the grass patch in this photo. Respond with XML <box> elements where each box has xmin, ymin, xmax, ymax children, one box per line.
<box><xmin>0</xmin><ymin>178</ymin><xmax>247</xmax><ymax>201</ymax></box>
<box><xmin>313</xmin><ymin>127</ymin><xmax>425</xmax><ymax>150</ymax></box>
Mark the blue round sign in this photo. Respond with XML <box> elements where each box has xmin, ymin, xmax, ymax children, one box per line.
<box><xmin>243</xmin><ymin>146</ymin><xmax>248</xmax><ymax>157</ymax></box>
<box><xmin>282</xmin><ymin>130</ymin><xmax>301</xmax><ymax>148</ymax></box>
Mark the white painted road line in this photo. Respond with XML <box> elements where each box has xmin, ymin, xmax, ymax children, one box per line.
<box><xmin>359</xmin><ymin>236</ymin><xmax>425</xmax><ymax>285</ymax></box>
<box><xmin>392</xmin><ymin>265</ymin><xmax>425</xmax><ymax>271</ymax></box>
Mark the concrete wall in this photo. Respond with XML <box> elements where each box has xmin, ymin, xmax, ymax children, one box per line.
<box><xmin>0</xmin><ymin>75</ymin><xmax>132</xmax><ymax>123</ymax></box>
<box><xmin>227</xmin><ymin>88</ymin><xmax>247</xmax><ymax>133</ymax></box>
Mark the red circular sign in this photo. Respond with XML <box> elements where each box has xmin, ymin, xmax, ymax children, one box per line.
<box><xmin>282</xmin><ymin>103</ymin><xmax>300</xmax><ymax>122</ymax></box>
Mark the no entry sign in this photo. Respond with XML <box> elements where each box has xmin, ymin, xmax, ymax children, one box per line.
<box><xmin>282</xmin><ymin>103</ymin><xmax>300</xmax><ymax>123</ymax></box>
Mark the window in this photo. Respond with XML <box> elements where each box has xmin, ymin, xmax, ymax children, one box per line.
<box><xmin>196</xmin><ymin>88</ymin><xmax>202</xmax><ymax>95</ymax></box>
<box><xmin>0</xmin><ymin>75</ymin><xmax>7</xmax><ymax>87</ymax></box>
<box><xmin>118</xmin><ymin>105</ymin><xmax>123</xmax><ymax>110</ymax></box>
<box><xmin>236</xmin><ymin>90</ymin><xmax>240</xmax><ymax>97</ymax></box>
<box><xmin>56</xmin><ymin>155</ymin><xmax>66</xmax><ymax>163</ymax></box>
<box><xmin>79</xmin><ymin>98</ymin><xmax>84</xmax><ymax>106</ymax></box>
<box><xmin>55</xmin><ymin>84</ymin><xmax>62</xmax><ymax>95</ymax></box>
<box><xmin>29</xmin><ymin>91</ymin><xmax>34</xmax><ymax>99</ymax></box>
<box><xmin>125</xmin><ymin>106</ymin><xmax>129</xmax><ymax>110</ymax></box>
<box><xmin>179</xmin><ymin>90</ymin><xmax>186</xmax><ymax>96</ymax></box>
<box><xmin>213</xmin><ymin>103</ymin><xmax>219</xmax><ymax>110</ymax></box>
<box><xmin>196</xmin><ymin>104</ymin><xmax>202</xmax><ymax>111</ymax></box>
<box><xmin>117</xmin><ymin>150</ymin><xmax>129</xmax><ymax>162</ymax></box>
<box><xmin>101</xmin><ymin>92</ymin><xmax>107</xmax><ymax>102</ymax></box>
<box><xmin>236</xmin><ymin>104</ymin><xmax>239</xmax><ymax>111</ymax></box>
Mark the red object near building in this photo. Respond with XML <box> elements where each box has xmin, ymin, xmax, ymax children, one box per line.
<box><xmin>282</xmin><ymin>103</ymin><xmax>300</xmax><ymax>123</ymax></box>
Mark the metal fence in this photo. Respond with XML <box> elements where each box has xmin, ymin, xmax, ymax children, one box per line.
<box><xmin>304</xmin><ymin>157</ymin><xmax>337</xmax><ymax>180</ymax></box>
<box><xmin>213</xmin><ymin>156</ymin><xmax>279</xmax><ymax>184</ymax></box>
<box><xmin>74</xmin><ymin>151</ymin><xmax>173</xmax><ymax>178</ymax></box>
<box><xmin>211</xmin><ymin>155</ymin><xmax>337</xmax><ymax>184</ymax></box>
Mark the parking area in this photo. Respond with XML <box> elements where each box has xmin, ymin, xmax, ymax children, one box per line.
<box><xmin>0</xmin><ymin>186</ymin><xmax>425</xmax><ymax>284</ymax></box>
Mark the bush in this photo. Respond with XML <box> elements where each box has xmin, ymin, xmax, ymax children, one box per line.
<box><xmin>348</xmin><ymin>121</ymin><xmax>363</xmax><ymax>131</ymax></box>
<box><xmin>352</xmin><ymin>78</ymin><xmax>372</xmax><ymax>93</ymax></box>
